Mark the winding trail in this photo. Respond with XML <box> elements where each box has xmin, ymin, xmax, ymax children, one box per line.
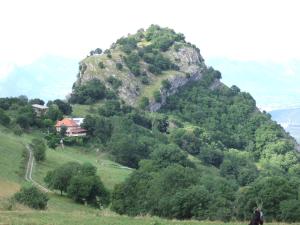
<box><xmin>25</xmin><ymin>145</ymin><xmax>52</xmax><ymax>193</ymax></box>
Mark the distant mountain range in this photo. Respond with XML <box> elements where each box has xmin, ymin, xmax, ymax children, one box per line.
<box><xmin>0</xmin><ymin>55</ymin><xmax>78</xmax><ymax>101</ymax></box>
<box><xmin>207</xmin><ymin>58</ymin><xmax>300</xmax><ymax>111</ymax></box>
<box><xmin>270</xmin><ymin>108</ymin><xmax>300</xmax><ymax>143</ymax></box>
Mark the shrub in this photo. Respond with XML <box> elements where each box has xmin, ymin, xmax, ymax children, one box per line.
<box><xmin>148</xmin><ymin>64</ymin><xmax>161</xmax><ymax>74</ymax></box>
<box><xmin>139</xmin><ymin>97</ymin><xmax>149</xmax><ymax>109</ymax></box>
<box><xmin>94</xmin><ymin>48</ymin><xmax>102</xmax><ymax>54</ymax></box>
<box><xmin>51</xmin><ymin>99</ymin><xmax>72</xmax><ymax>115</ymax></box>
<box><xmin>14</xmin><ymin>186</ymin><xmax>48</xmax><ymax>210</ymax></box>
<box><xmin>67</xmin><ymin>175</ymin><xmax>110</xmax><ymax>207</ymax></box>
<box><xmin>99</xmin><ymin>100</ymin><xmax>121</xmax><ymax>117</ymax></box>
<box><xmin>44</xmin><ymin>162</ymin><xmax>81</xmax><ymax>195</ymax></box>
<box><xmin>116</xmin><ymin>62</ymin><xmax>123</xmax><ymax>70</ymax></box>
<box><xmin>69</xmin><ymin>79</ymin><xmax>107</xmax><ymax>104</ymax></box>
<box><xmin>98</xmin><ymin>62</ymin><xmax>105</xmax><ymax>69</ymax></box>
<box><xmin>105</xmin><ymin>50</ymin><xmax>112</xmax><ymax>58</ymax></box>
<box><xmin>161</xmin><ymin>79</ymin><xmax>171</xmax><ymax>90</ymax></box>
<box><xmin>117</xmin><ymin>36</ymin><xmax>138</xmax><ymax>54</ymax></box>
<box><xmin>12</xmin><ymin>124</ymin><xmax>23</xmax><ymax>136</ymax></box>
<box><xmin>141</xmin><ymin>77</ymin><xmax>150</xmax><ymax>85</ymax></box>
<box><xmin>106</xmin><ymin>76</ymin><xmax>122</xmax><ymax>90</ymax></box>
<box><xmin>31</xmin><ymin>138</ymin><xmax>46</xmax><ymax>162</ymax></box>
<box><xmin>174</xmin><ymin>44</ymin><xmax>181</xmax><ymax>52</ymax></box>
<box><xmin>124</xmin><ymin>53</ymin><xmax>140</xmax><ymax>76</ymax></box>
<box><xmin>0</xmin><ymin>109</ymin><xmax>10</xmax><ymax>126</ymax></box>
<box><xmin>153</xmin><ymin>91</ymin><xmax>162</xmax><ymax>102</ymax></box>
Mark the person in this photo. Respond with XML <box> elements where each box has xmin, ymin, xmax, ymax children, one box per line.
<box><xmin>259</xmin><ymin>209</ymin><xmax>264</xmax><ymax>225</ymax></box>
<box><xmin>249</xmin><ymin>208</ymin><xmax>261</xmax><ymax>225</ymax></box>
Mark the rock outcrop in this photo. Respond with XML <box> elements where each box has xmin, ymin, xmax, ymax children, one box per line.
<box><xmin>72</xmin><ymin>26</ymin><xmax>221</xmax><ymax>111</ymax></box>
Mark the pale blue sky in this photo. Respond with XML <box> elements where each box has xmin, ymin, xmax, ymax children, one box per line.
<box><xmin>0</xmin><ymin>0</ymin><xmax>299</xmax><ymax>110</ymax></box>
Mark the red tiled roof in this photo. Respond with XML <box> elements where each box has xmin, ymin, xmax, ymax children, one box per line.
<box><xmin>55</xmin><ymin>118</ymin><xmax>78</xmax><ymax>127</ymax></box>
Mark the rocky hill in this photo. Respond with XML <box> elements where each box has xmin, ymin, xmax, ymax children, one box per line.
<box><xmin>72</xmin><ymin>25</ymin><xmax>222</xmax><ymax>111</ymax></box>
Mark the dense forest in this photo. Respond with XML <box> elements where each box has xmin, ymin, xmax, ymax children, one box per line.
<box><xmin>1</xmin><ymin>25</ymin><xmax>300</xmax><ymax>222</ymax></box>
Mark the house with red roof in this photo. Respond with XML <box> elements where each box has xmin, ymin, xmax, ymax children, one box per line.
<box><xmin>55</xmin><ymin>118</ymin><xmax>87</xmax><ymax>137</ymax></box>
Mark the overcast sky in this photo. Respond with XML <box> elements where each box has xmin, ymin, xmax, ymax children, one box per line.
<box><xmin>0</xmin><ymin>0</ymin><xmax>299</xmax><ymax>110</ymax></box>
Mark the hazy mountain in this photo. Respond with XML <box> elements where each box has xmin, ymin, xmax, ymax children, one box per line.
<box><xmin>270</xmin><ymin>108</ymin><xmax>300</xmax><ymax>142</ymax></box>
<box><xmin>207</xmin><ymin>58</ymin><xmax>300</xmax><ymax>111</ymax></box>
<box><xmin>0</xmin><ymin>55</ymin><xmax>79</xmax><ymax>101</ymax></box>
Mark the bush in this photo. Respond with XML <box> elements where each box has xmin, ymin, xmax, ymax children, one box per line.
<box><xmin>98</xmin><ymin>62</ymin><xmax>105</xmax><ymax>69</ymax></box>
<box><xmin>94</xmin><ymin>48</ymin><xmax>102</xmax><ymax>54</ymax></box>
<box><xmin>67</xmin><ymin>175</ymin><xmax>110</xmax><ymax>207</ymax></box>
<box><xmin>0</xmin><ymin>197</ymin><xmax>16</xmax><ymax>210</ymax></box>
<box><xmin>45</xmin><ymin>162</ymin><xmax>110</xmax><ymax>207</ymax></box>
<box><xmin>69</xmin><ymin>79</ymin><xmax>107</xmax><ymax>104</ymax></box>
<box><xmin>141</xmin><ymin>76</ymin><xmax>150</xmax><ymax>85</ymax></box>
<box><xmin>142</xmin><ymin>51</ymin><xmax>173</xmax><ymax>74</ymax></box>
<box><xmin>99</xmin><ymin>100</ymin><xmax>121</xmax><ymax>117</ymax></box>
<box><xmin>124</xmin><ymin>53</ymin><xmax>140</xmax><ymax>76</ymax></box>
<box><xmin>14</xmin><ymin>186</ymin><xmax>48</xmax><ymax>209</ymax></box>
<box><xmin>161</xmin><ymin>80</ymin><xmax>171</xmax><ymax>90</ymax></box>
<box><xmin>44</xmin><ymin>162</ymin><xmax>81</xmax><ymax>195</ymax></box>
<box><xmin>280</xmin><ymin>200</ymin><xmax>300</xmax><ymax>222</ymax></box>
<box><xmin>0</xmin><ymin>109</ymin><xmax>10</xmax><ymax>126</ymax></box>
<box><xmin>148</xmin><ymin>64</ymin><xmax>161</xmax><ymax>74</ymax></box>
<box><xmin>116</xmin><ymin>62</ymin><xmax>123</xmax><ymax>70</ymax></box>
<box><xmin>153</xmin><ymin>91</ymin><xmax>162</xmax><ymax>102</ymax></box>
<box><xmin>106</xmin><ymin>76</ymin><xmax>122</xmax><ymax>90</ymax></box>
<box><xmin>117</xmin><ymin>36</ymin><xmax>138</xmax><ymax>54</ymax></box>
<box><xmin>139</xmin><ymin>97</ymin><xmax>149</xmax><ymax>109</ymax></box>
<box><xmin>31</xmin><ymin>138</ymin><xmax>46</xmax><ymax>162</ymax></box>
<box><xmin>51</xmin><ymin>99</ymin><xmax>72</xmax><ymax>115</ymax></box>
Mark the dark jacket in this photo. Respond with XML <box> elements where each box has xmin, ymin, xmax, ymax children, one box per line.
<box><xmin>249</xmin><ymin>210</ymin><xmax>261</xmax><ymax>225</ymax></box>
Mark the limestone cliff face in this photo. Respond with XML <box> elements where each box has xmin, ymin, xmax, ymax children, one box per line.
<box><xmin>73</xmin><ymin>28</ymin><xmax>220</xmax><ymax>111</ymax></box>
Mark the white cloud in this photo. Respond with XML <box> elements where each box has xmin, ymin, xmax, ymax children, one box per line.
<box><xmin>0</xmin><ymin>63</ymin><xmax>14</xmax><ymax>81</ymax></box>
<box><xmin>1</xmin><ymin>0</ymin><xmax>300</xmax><ymax>109</ymax></box>
<box><xmin>1</xmin><ymin>0</ymin><xmax>300</xmax><ymax>68</ymax></box>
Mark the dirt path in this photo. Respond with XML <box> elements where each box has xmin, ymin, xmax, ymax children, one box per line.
<box><xmin>25</xmin><ymin>145</ymin><xmax>52</xmax><ymax>193</ymax></box>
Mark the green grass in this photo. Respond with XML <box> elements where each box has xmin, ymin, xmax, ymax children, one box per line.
<box><xmin>1</xmin><ymin>210</ymin><xmax>299</xmax><ymax>225</ymax></box>
<box><xmin>32</xmin><ymin>146</ymin><xmax>132</xmax><ymax>191</ymax></box>
<box><xmin>71</xmin><ymin>102</ymin><xmax>103</xmax><ymax>117</ymax></box>
<box><xmin>0</xmin><ymin>126</ymin><xmax>49</xmax><ymax>197</ymax></box>
<box><xmin>0</xmin><ymin>129</ymin><xmax>25</xmax><ymax>183</ymax></box>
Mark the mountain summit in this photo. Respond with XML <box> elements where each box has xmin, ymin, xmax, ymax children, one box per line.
<box><xmin>71</xmin><ymin>25</ymin><xmax>221</xmax><ymax>111</ymax></box>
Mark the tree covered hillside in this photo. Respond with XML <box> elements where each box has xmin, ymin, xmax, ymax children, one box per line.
<box><xmin>1</xmin><ymin>25</ymin><xmax>300</xmax><ymax>223</ymax></box>
<box><xmin>109</xmin><ymin>70</ymin><xmax>300</xmax><ymax>222</ymax></box>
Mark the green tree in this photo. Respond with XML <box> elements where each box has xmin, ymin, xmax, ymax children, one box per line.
<box><xmin>52</xmin><ymin>99</ymin><xmax>72</xmax><ymax>115</ymax></box>
<box><xmin>153</xmin><ymin>91</ymin><xmax>162</xmax><ymax>102</ymax></box>
<box><xmin>149</xmin><ymin>144</ymin><xmax>194</xmax><ymax>169</ymax></box>
<box><xmin>31</xmin><ymin>138</ymin><xmax>46</xmax><ymax>162</ymax></box>
<box><xmin>116</xmin><ymin>62</ymin><xmax>123</xmax><ymax>70</ymax></box>
<box><xmin>29</xmin><ymin>98</ymin><xmax>45</xmax><ymax>105</ymax></box>
<box><xmin>280</xmin><ymin>200</ymin><xmax>300</xmax><ymax>222</ymax></box>
<box><xmin>67</xmin><ymin>175</ymin><xmax>110</xmax><ymax>207</ymax></box>
<box><xmin>139</xmin><ymin>97</ymin><xmax>149</xmax><ymax>109</ymax></box>
<box><xmin>99</xmin><ymin>100</ymin><xmax>121</xmax><ymax>117</ymax></box>
<box><xmin>46</xmin><ymin>104</ymin><xmax>63</xmax><ymax>121</ymax></box>
<box><xmin>14</xmin><ymin>185</ymin><xmax>48</xmax><ymax>210</ymax></box>
<box><xmin>0</xmin><ymin>109</ymin><xmax>10</xmax><ymax>126</ymax></box>
<box><xmin>44</xmin><ymin>162</ymin><xmax>81</xmax><ymax>195</ymax></box>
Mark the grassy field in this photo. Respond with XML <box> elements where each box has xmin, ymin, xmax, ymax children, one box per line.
<box><xmin>71</xmin><ymin>102</ymin><xmax>103</xmax><ymax>117</ymax></box>
<box><xmin>32</xmin><ymin>145</ymin><xmax>132</xmax><ymax>190</ymax></box>
<box><xmin>1</xmin><ymin>210</ymin><xmax>299</xmax><ymax>225</ymax></box>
